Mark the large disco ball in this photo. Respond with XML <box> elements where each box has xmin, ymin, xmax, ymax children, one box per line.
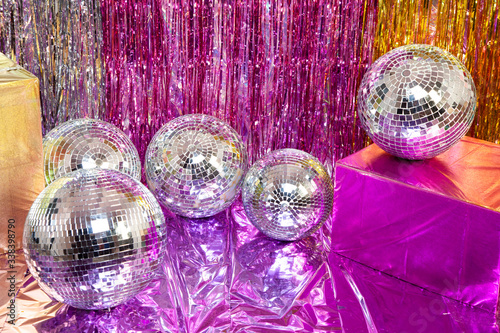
<box><xmin>43</xmin><ymin>118</ymin><xmax>141</xmax><ymax>185</ymax></box>
<box><xmin>146</xmin><ymin>114</ymin><xmax>248</xmax><ymax>218</ymax></box>
<box><xmin>23</xmin><ymin>169</ymin><xmax>166</xmax><ymax>310</ymax></box>
<box><xmin>242</xmin><ymin>149</ymin><xmax>334</xmax><ymax>241</ymax></box>
<box><xmin>358</xmin><ymin>44</ymin><xmax>476</xmax><ymax>160</ymax></box>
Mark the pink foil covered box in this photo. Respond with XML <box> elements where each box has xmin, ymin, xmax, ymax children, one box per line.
<box><xmin>331</xmin><ymin>136</ymin><xmax>500</xmax><ymax>316</ymax></box>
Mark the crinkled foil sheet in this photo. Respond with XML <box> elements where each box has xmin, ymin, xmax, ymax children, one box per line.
<box><xmin>2</xmin><ymin>201</ymin><xmax>497</xmax><ymax>332</ymax></box>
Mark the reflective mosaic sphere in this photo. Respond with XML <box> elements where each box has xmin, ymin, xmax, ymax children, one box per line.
<box><xmin>43</xmin><ymin>118</ymin><xmax>141</xmax><ymax>185</ymax></box>
<box><xmin>242</xmin><ymin>149</ymin><xmax>333</xmax><ymax>241</ymax></box>
<box><xmin>23</xmin><ymin>169</ymin><xmax>166</xmax><ymax>310</ymax></box>
<box><xmin>146</xmin><ymin>114</ymin><xmax>248</xmax><ymax>218</ymax></box>
<box><xmin>358</xmin><ymin>44</ymin><xmax>476</xmax><ymax>160</ymax></box>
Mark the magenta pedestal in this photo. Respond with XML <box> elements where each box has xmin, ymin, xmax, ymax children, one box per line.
<box><xmin>332</xmin><ymin>136</ymin><xmax>500</xmax><ymax>315</ymax></box>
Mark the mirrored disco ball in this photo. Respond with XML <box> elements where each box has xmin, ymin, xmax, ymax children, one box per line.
<box><xmin>146</xmin><ymin>114</ymin><xmax>248</xmax><ymax>218</ymax></box>
<box><xmin>242</xmin><ymin>149</ymin><xmax>334</xmax><ymax>241</ymax></box>
<box><xmin>23</xmin><ymin>169</ymin><xmax>166</xmax><ymax>310</ymax></box>
<box><xmin>43</xmin><ymin>118</ymin><xmax>141</xmax><ymax>185</ymax></box>
<box><xmin>358</xmin><ymin>44</ymin><xmax>476</xmax><ymax>160</ymax></box>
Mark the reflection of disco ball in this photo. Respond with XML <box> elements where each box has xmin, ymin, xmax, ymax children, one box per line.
<box><xmin>358</xmin><ymin>44</ymin><xmax>476</xmax><ymax>160</ymax></box>
<box><xmin>23</xmin><ymin>169</ymin><xmax>166</xmax><ymax>310</ymax></box>
<box><xmin>43</xmin><ymin>118</ymin><xmax>141</xmax><ymax>185</ymax></box>
<box><xmin>146</xmin><ymin>114</ymin><xmax>248</xmax><ymax>218</ymax></box>
<box><xmin>242</xmin><ymin>149</ymin><xmax>333</xmax><ymax>241</ymax></box>
<box><xmin>235</xmin><ymin>236</ymin><xmax>323</xmax><ymax>314</ymax></box>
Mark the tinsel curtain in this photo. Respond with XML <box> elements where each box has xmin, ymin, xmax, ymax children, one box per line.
<box><xmin>0</xmin><ymin>0</ymin><xmax>105</xmax><ymax>133</ymax></box>
<box><xmin>0</xmin><ymin>0</ymin><xmax>498</xmax><ymax>171</ymax></box>
<box><xmin>101</xmin><ymin>0</ymin><xmax>377</xmax><ymax>174</ymax></box>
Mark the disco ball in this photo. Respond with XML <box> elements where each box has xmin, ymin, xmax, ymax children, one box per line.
<box><xmin>23</xmin><ymin>169</ymin><xmax>166</xmax><ymax>310</ymax></box>
<box><xmin>242</xmin><ymin>149</ymin><xmax>334</xmax><ymax>241</ymax></box>
<box><xmin>146</xmin><ymin>114</ymin><xmax>248</xmax><ymax>218</ymax></box>
<box><xmin>358</xmin><ymin>44</ymin><xmax>476</xmax><ymax>160</ymax></box>
<box><xmin>43</xmin><ymin>118</ymin><xmax>141</xmax><ymax>185</ymax></box>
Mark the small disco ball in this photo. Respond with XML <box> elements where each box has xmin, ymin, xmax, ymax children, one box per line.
<box><xmin>43</xmin><ymin>118</ymin><xmax>141</xmax><ymax>185</ymax></box>
<box><xmin>23</xmin><ymin>169</ymin><xmax>166</xmax><ymax>310</ymax></box>
<box><xmin>358</xmin><ymin>44</ymin><xmax>476</xmax><ymax>160</ymax></box>
<box><xmin>146</xmin><ymin>114</ymin><xmax>248</xmax><ymax>218</ymax></box>
<box><xmin>242</xmin><ymin>149</ymin><xmax>334</xmax><ymax>241</ymax></box>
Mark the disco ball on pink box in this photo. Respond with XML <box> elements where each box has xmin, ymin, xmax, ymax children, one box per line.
<box><xmin>357</xmin><ymin>44</ymin><xmax>476</xmax><ymax>160</ymax></box>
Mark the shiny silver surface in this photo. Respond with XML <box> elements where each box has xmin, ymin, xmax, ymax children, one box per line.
<box><xmin>242</xmin><ymin>149</ymin><xmax>333</xmax><ymax>241</ymax></box>
<box><xmin>43</xmin><ymin>118</ymin><xmax>141</xmax><ymax>184</ymax></box>
<box><xmin>146</xmin><ymin>114</ymin><xmax>248</xmax><ymax>218</ymax></box>
<box><xmin>23</xmin><ymin>169</ymin><xmax>166</xmax><ymax>310</ymax></box>
<box><xmin>358</xmin><ymin>44</ymin><xmax>476</xmax><ymax>160</ymax></box>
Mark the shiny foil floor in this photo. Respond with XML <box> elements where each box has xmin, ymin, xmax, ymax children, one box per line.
<box><xmin>3</xmin><ymin>201</ymin><xmax>496</xmax><ymax>332</ymax></box>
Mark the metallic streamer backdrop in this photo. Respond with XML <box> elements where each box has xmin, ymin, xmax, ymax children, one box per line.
<box><xmin>100</xmin><ymin>0</ymin><xmax>377</xmax><ymax>174</ymax></box>
<box><xmin>0</xmin><ymin>0</ymin><xmax>498</xmax><ymax>163</ymax></box>
<box><xmin>0</xmin><ymin>0</ymin><xmax>105</xmax><ymax>133</ymax></box>
<box><xmin>1</xmin><ymin>0</ymin><xmax>377</xmax><ymax>174</ymax></box>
